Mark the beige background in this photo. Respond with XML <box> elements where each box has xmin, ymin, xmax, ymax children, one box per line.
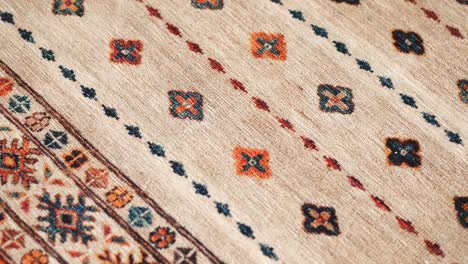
<box><xmin>0</xmin><ymin>0</ymin><xmax>466</xmax><ymax>263</ymax></box>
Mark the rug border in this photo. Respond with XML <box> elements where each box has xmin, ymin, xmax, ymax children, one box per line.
<box><xmin>0</xmin><ymin>60</ymin><xmax>222</xmax><ymax>263</ymax></box>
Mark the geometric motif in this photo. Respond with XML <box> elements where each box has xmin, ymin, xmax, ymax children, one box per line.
<box><xmin>24</xmin><ymin>112</ymin><xmax>51</xmax><ymax>132</ymax></box>
<box><xmin>302</xmin><ymin>203</ymin><xmax>340</xmax><ymax>236</ymax></box>
<box><xmin>106</xmin><ymin>186</ymin><xmax>133</xmax><ymax>209</ymax></box>
<box><xmin>0</xmin><ymin>229</ymin><xmax>25</xmax><ymax>249</ymax></box>
<box><xmin>168</xmin><ymin>91</ymin><xmax>204</xmax><ymax>121</ymax></box>
<box><xmin>0</xmin><ymin>78</ymin><xmax>13</xmax><ymax>97</ymax></box>
<box><xmin>110</xmin><ymin>39</ymin><xmax>143</xmax><ymax>65</ymax></box>
<box><xmin>43</xmin><ymin>130</ymin><xmax>68</xmax><ymax>149</ymax></box>
<box><xmin>63</xmin><ymin>149</ymin><xmax>88</xmax><ymax>169</ymax></box>
<box><xmin>250</xmin><ymin>32</ymin><xmax>286</xmax><ymax>61</ymax></box>
<box><xmin>0</xmin><ymin>138</ymin><xmax>40</xmax><ymax>189</ymax></box>
<box><xmin>233</xmin><ymin>146</ymin><xmax>271</xmax><ymax>179</ymax></box>
<box><xmin>317</xmin><ymin>84</ymin><xmax>354</xmax><ymax>114</ymax></box>
<box><xmin>8</xmin><ymin>95</ymin><xmax>30</xmax><ymax>114</ymax></box>
<box><xmin>36</xmin><ymin>192</ymin><xmax>97</xmax><ymax>244</ymax></box>
<box><xmin>174</xmin><ymin>247</ymin><xmax>197</xmax><ymax>264</ymax></box>
<box><xmin>84</xmin><ymin>167</ymin><xmax>109</xmax><ymax>189</ymax></box>
<box><xmin>385</xmin><ymin>138</ymin><xmax>422</xmax><ymax>168</ymax></box>
<box><xmin>149</xmin><ymin>226</ymin><xmax>176</xmax><ymax>249</ymax></box>
<box><xmin>20</xmin><ymin>249</ymin><xmax>49</xmax><ymax>264</ymax></box>
<box><xmin>128</xmin><ymin>206</ymin><xmax>153</xmax><ymax>228</ymax></box>
<box><xmin>52</xmin><ymin>0</ymin><xmax>85</xmax><ymax>17</ymax></box>
<box><xmin>392</xmin><ymin>30</ymin><xmax>425</xmax><ymax>55</ymax></box>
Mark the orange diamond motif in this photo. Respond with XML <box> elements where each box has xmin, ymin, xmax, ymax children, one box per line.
<box><xmin>233</xmin><ymin>146</ymin><xmax>272</xmax><ymax>179</ymax></box>
<box><xmin>250</xmin><ymin>33</ymin><xmax>286</xmax><ymax>61</ymax></box>
<box><xmin>0</xmin><ymin>78</ymin><xmax>13</xmax><ymax>97</ymax></box>
<box><xmin>106</xmin><ymin>186</ymin><xmax>133</xmax><ymax>208</ymax></box>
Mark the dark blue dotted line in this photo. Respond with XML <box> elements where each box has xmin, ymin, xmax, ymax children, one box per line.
<box><xmin>1</xmin><ymin>9</ymin><xmax>281</xmax><ymax>260</ymax></box>
<box><xmin>284</xmin><ymin>8</ymin><xmax>463</xmax><ymax>145</ymax></box>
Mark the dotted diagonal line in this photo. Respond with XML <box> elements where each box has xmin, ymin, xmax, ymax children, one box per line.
<box><xmin>0</xmin><ymin>7</ymin><xmax>279</xmax><ymax>261</ymax></box>
<box><xmin>132</xmin><ymin>0</ymin><xmax>452</xmax><ymax>260</ymax></box>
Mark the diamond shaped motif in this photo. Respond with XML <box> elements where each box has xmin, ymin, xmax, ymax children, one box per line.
<box><xmin>8</xmin><ymin>95</ymin><xmax>30</xmax><ymax>113</ymax></box>
<box><xmin>233</xmin><ymin>146</ymin><xmax>271</xmax><ymax>179</ymax></box>
<box><xmin>63</xmin><ymin>149</ymin><xmax>88</xmax><ymax>169</ymax></box>
<box><xmin>128</xmin><ymin>206</ymin><xmax>153</xmax><ymax>228</ymax></box>
<box><xmin>106</xmin><ymin>186</ymin><xmax>133</xmax><ymax>208</ymax></box>
<box><xmin>385</xmin><ymin>138</ymin><xmax>422</xmax><ymax>168</ymax></box>
<box><xmin>43</xmin><ymin>130</ymin><xmax>68</xmax><ymax>149</ymax></box>
<box><xmin>168</xmin><ymin>91</ymin><xmax>204</xmax><ymax>120</ymax></box>
<box><xmin>250</xmin><ymin>32</ymin><xmax>286</xmax><ymax>61</ymax></box>
<box><xmin>0</xmin><ymin>229</ymin><xmax>25</xmax><ymax>249</ymax></box>
<box><xmin>85</xmin><ymin>167</ymin><xmax>109</xmax><ymax>188</ymax></box>
<box><xmin>302</xmin><ymin>203</ymin><xmax>340</xmax><ymax>236</ymax></box>
<box><xmin>110</xmin><ymin>39</ymin><xmax>143</xmax><ymax>65</ymax></box>
<box><xmin>149</xmin><ymin>226</ymin><xmax>176</xmax><ymax>249</ymax></box>
<box><xmin>174</xmin><ymin>247</ymin><xmax>197</xmax><ymax>264</ymax></box>
<box><xmin>37</xmin><ymin>192</ymin><xmax>97</xmax><ymax>244</ymax></box>
<box><xmin>24</xmin><ymin>112</ymin><xmax>51</xmax><ymax>132</ymax></box>
<box><xmin>392</xmin><ymin>30</ymin><xmax>425</xmax><ymax>55</ymax></box>
<box><xmin>317</xmin><ymin>84</ymin><xmax>354</xmax><ymax>114</ymax></box>
<box><xmin>52</xmin><ymin>0</ymin><xmax>85</xmax><ymax>17</ymax></box>
<box><xmin>55</xmin><ymin>209</ymin><xmax>79</xmax><ymax>230</ymax></box>
<box><xmin>0</xmin><ymin>152</ymin><xmax>19</xmax><ymax>170</ymax></box>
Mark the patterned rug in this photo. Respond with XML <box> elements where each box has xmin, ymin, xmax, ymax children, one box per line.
<box><xmin>0</xmin><ymin>0</ymin><xmax>466</xmax><ymax>263</ymax></box>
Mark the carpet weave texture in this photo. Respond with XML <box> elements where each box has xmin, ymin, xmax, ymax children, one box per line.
<box><xmin>0</xmin><ymin>0</ymin><xmax>466</xmax><ymax>263</ymax></box>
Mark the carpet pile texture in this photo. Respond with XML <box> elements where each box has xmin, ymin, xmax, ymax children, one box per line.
<box><xmin>0</xmin><ymin>0</ymin><xmax>466</xmax><ymax>263</ymax></box>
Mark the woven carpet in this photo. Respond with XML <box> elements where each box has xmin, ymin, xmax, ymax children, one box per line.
<box><xmin>0</xmin><ymin>0</ymin><xmax>466</xmax><ymax>263</ymax></box>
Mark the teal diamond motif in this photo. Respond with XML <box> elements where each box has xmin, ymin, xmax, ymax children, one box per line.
<box><xmin>128</xmin><ymin>207</ymin><xmax>153</xmax><ymax>228</ymax></box>
<box><xmin>8</xmin><ymin>95</ymin><xmax>31</xmax><ymax>113</ymax></box>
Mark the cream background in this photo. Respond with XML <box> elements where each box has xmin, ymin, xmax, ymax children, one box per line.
<box><xmin>0</xmin><ymin>0</ymin><xmax>466</xmax><ymax>263</ymax></box>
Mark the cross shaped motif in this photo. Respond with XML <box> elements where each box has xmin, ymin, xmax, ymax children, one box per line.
<box><xmin>241</xmin><ymin>152</ymin><xmax>266</xmax><ymax>172</ymax></box>
<box><xmin>302</xmin><ymin>203</ymin><xmax>340</xmax><ymax>236</ymax></box>
<box><xmin>317</xmin><ymin>84</ymin><xmax>354</xmax><ymax>114</ymax></box>
<box><xmin>233</xmin><ymin>146</ymin><xmax>271</xmax><ymax>179</ymax></box>
<box><xmin>250</xmin><ymin>33</ymin><xmax>287</xmax><ymax>61</ymax></box>
<box><xmin>256</xmin><ymin>38</ymin><xmax>280</xmax><ymax>56</ymax></box>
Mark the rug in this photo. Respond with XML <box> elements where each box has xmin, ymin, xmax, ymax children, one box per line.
<box><xmin>0</xmin><ymin>0</ymin><xmax>466</xmax><ymax>263</ymax></box>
